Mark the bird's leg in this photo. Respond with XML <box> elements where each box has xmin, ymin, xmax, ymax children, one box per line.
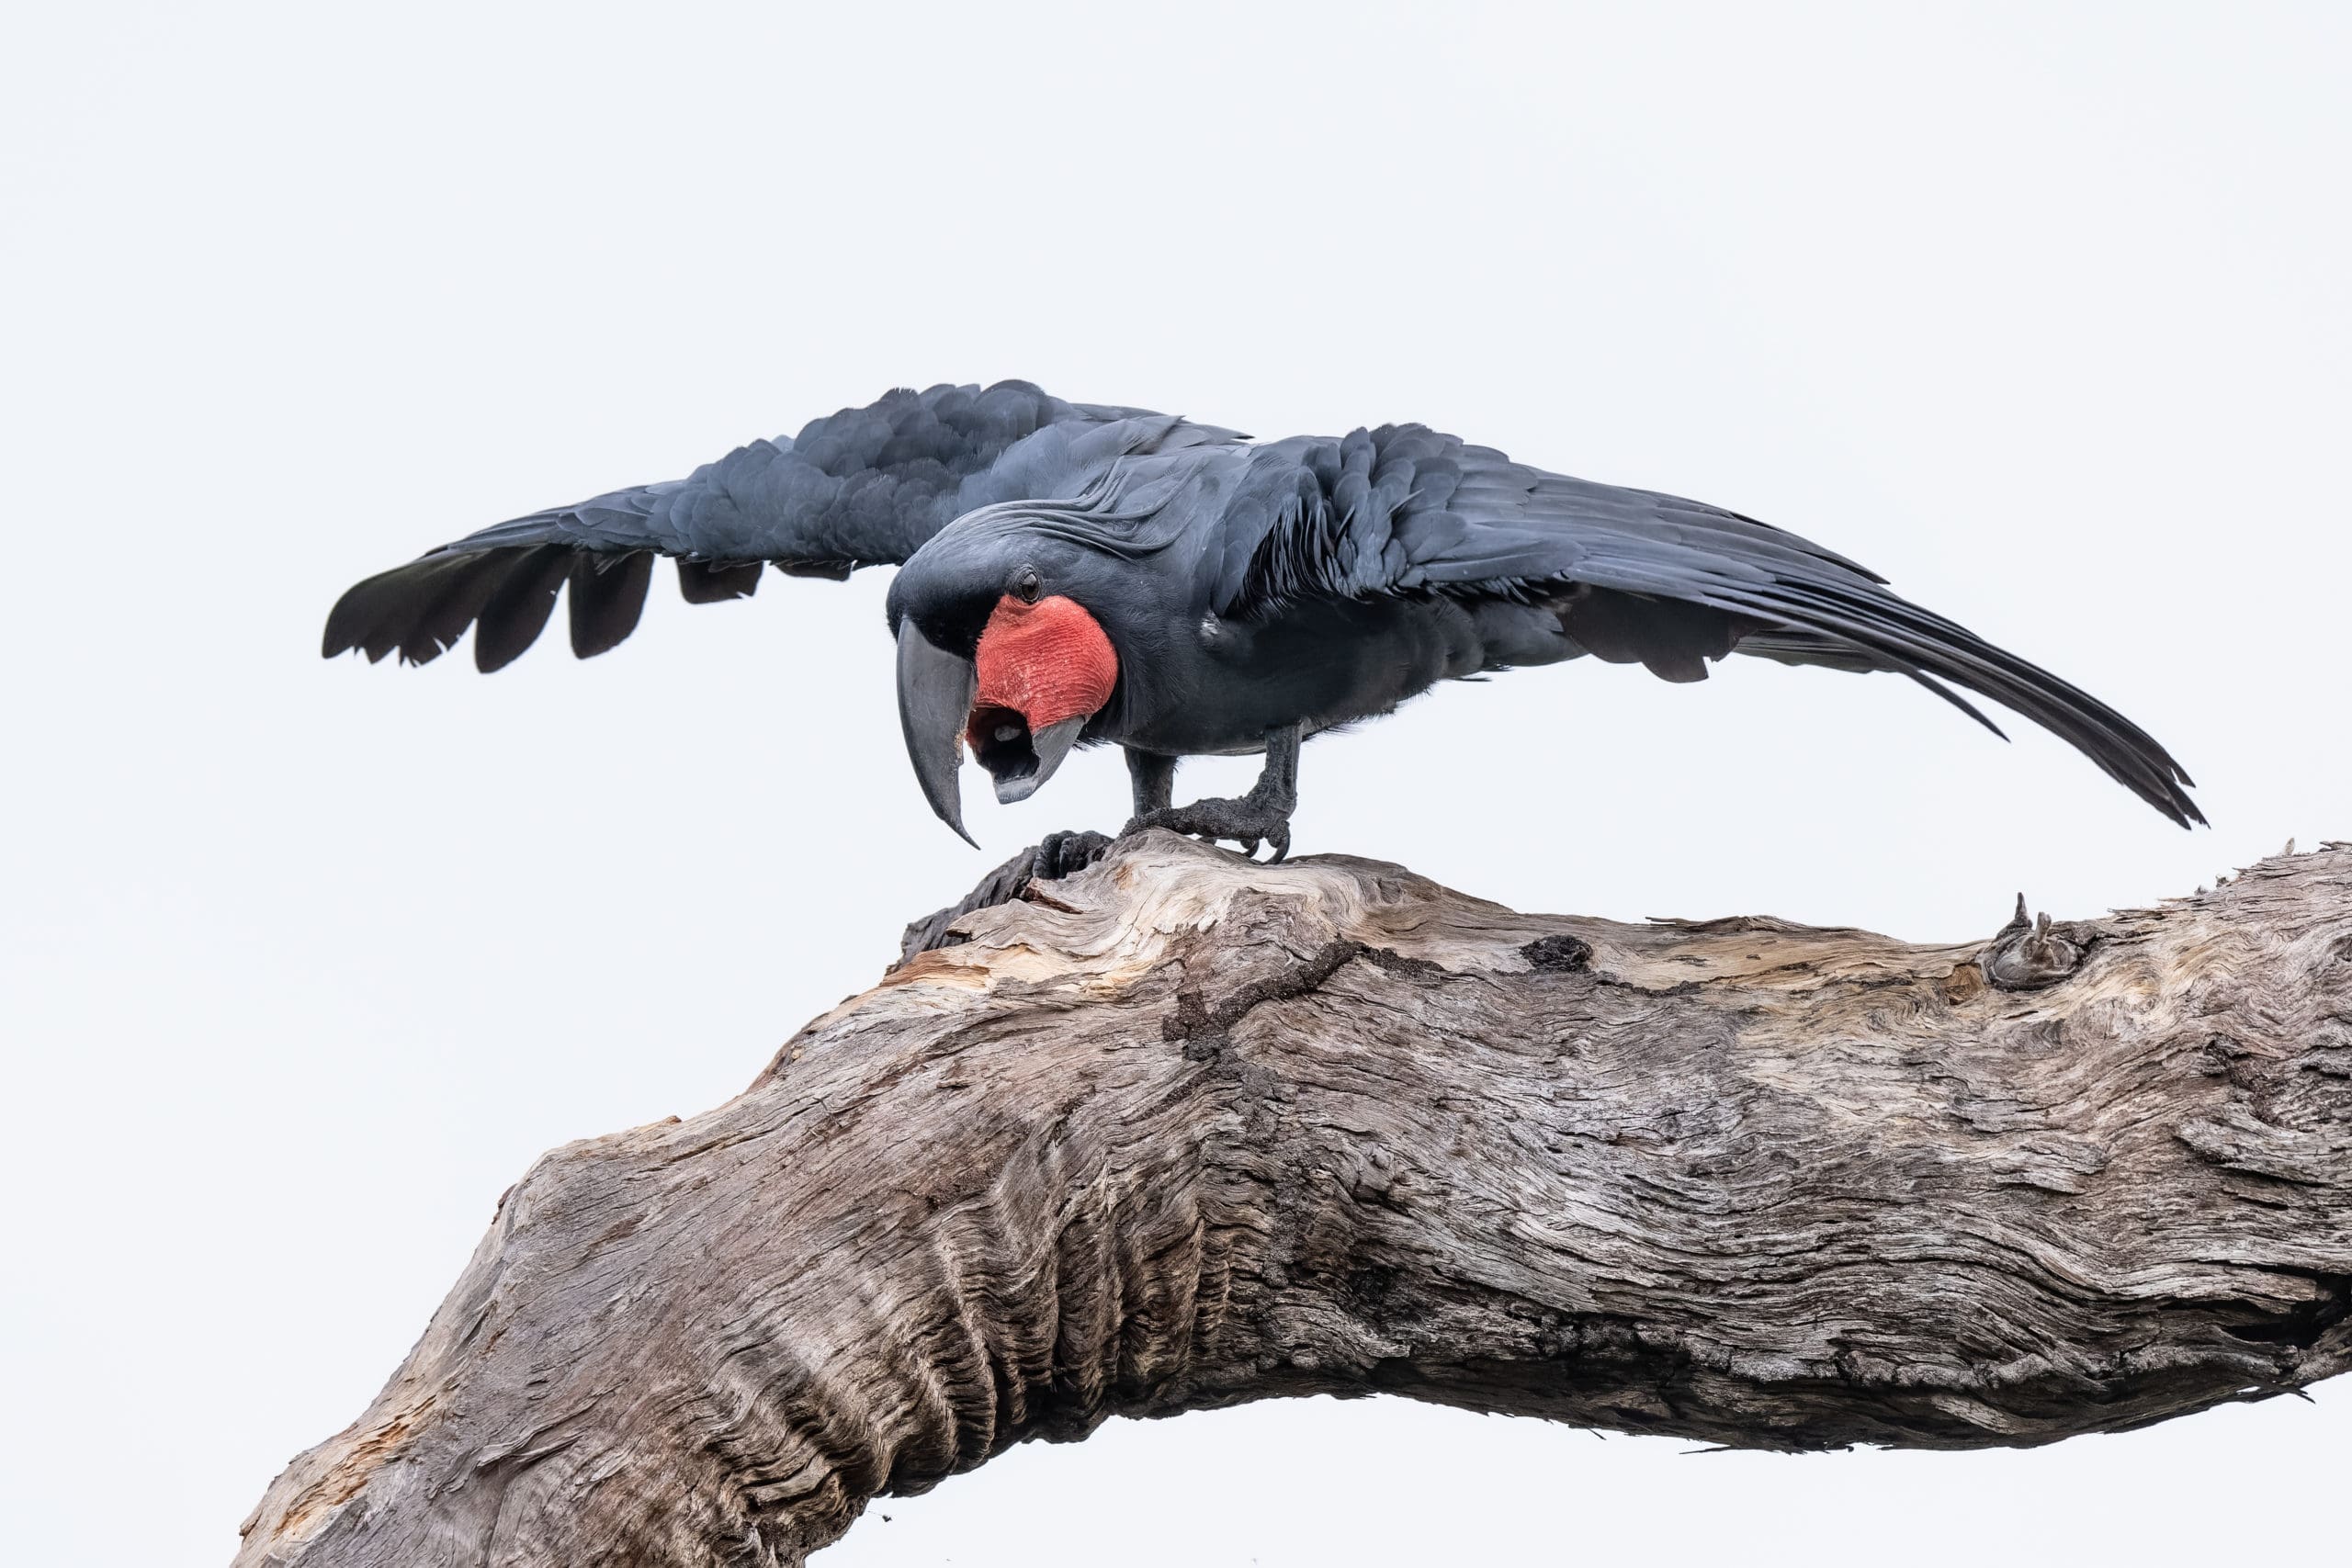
<box><xmin>1123</xmin><ymin>723</ymin><xmax>1301</xmax><ymax>863</ymax></box>
<box><xmin>1127</xmin><ymin>748</ymin><xmax>1177</xmax><ymax>818</ymax></box>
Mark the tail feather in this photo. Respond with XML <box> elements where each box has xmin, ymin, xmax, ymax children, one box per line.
<box><xmin>1719</xmin><ymin>580</ymin><xmax>2202</xmax><ymax>827</ymax></box>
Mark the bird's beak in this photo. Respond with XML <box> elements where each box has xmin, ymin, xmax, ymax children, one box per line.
<box><xmin>899</xmin><ymin>594</ymin><xmax>1118</xmax><ymax>845</ymax></box>
<box><xmin>988</xmin><ymin>716</ymin><xmax>1085</xmax><ymax>804</ymax></box>
<box><xmin>896</xmin><ymin>619</ymin><xmax>979</xmax><ymax>848</ymax></box>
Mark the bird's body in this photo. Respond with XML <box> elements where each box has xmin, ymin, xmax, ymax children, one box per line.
<box><xmin>1125</xmin><ymin>593</ymin><xmax>1486</xmax><ymax>757</ymax></box>
<box><xmin>326</xmin><ymin>380</ymin><xmax>2202</xmax><ymax>853</ymax></box>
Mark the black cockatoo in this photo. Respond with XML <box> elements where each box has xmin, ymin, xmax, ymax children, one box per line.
<box><xmin>325</xmin><ymin>381</ymin><xmax>2201</xmax><ymax>859</ymax></box>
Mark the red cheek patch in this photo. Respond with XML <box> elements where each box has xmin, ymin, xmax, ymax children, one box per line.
<box><xmin>969</xmin><ymin>594</ymin><xmax>1119</xmax><ymax>743</ymax></box>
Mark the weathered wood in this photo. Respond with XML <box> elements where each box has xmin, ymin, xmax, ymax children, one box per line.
<box><xmin>237</xmin><ymin>833</ymin><xmax>2352</xmax><ymax>1568</ymax></box>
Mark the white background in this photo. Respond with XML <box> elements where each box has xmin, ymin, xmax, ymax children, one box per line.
<box><xmin>4</xmin><ymin>4</ymin><xmax>2346</xmax><ymax>1563</ymax></box>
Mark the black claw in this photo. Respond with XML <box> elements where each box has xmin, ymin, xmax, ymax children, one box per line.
<box><xmin>1034</xmin><ymin>829</ymin><xmax>1114</xmax><ymax>882</ymax></box>
<box><xmin>897</xmin><ymin>828</ymin><xmax>1116</xmax><ymax>968</ymax></box>
<box><xmin>1108</xmin><ymin>724</ymin><xmax>1300</xmax><ymax>862</ymax></box>
<box><xmin>1118</xmin><ymin>792</ymin><xmax>1295</xmax><ymax>862</ymax></box>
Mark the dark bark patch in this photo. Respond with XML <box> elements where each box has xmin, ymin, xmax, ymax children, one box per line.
<box><xmin>1521</xmin><ymin>933</ymin><xmax>1593</xmax><ymax>973</ymax></box>
<box><xmin>1163</xmin><ymin>937</ymin><xmax>1364</xmax><ymax>1060</ymax></box>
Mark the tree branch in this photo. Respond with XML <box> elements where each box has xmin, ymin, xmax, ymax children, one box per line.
<box><xmin>236</xmin><ymin>834</ymin><xmax>2352</xmax><ymax>1567</ymax></box>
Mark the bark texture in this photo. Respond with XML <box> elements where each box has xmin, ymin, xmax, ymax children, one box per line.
<box><xmin>237</xmin><ymin>833</ymin><xmax>2352</xmax><ymax>1567</ymax></box>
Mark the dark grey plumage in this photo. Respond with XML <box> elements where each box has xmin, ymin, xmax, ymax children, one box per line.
<box><xmin>324</xmin><ymin>382</ymin><xmax>1171</xmax><ymax>670</ymax></box>
<box><xmin>1193</xmin><ymin>426</ymin><xmax>2199</xmax><ymax>823</ymax></box>
<box><xmin>325</xmin><ymin>380</ymin><xmax>2202</xmax><ymax>833</ymax></box>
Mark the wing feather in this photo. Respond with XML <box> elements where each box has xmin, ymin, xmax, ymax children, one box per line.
<box><xmin>323</xmin><ymin>381</ymin><xmax>1152</xmax><ymax>669</ymax></box>
<box><xmin>675</xmin><ymin>558</ymin><xmax>763</xmax><ymax>604</ymax></box>
<box><xmin>472</xmin><ymin>547</ymin><xmax>573</xmax><ymax>673</ymax></box>
<box><xmin>1214</xmin><ymin>428</ymin><xmax>2201</xmax><ymax>826</ymax></box>
<box><xmin>567</xmin><ymin>550</ymin><xmax>653</xmax><ymax>659</ymax></box>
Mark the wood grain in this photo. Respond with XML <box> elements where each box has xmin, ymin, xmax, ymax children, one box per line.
<box><xmin>235</xmin><ymin>833</ymin><xmax>2352</xmax><ymax>1567</ymax></box>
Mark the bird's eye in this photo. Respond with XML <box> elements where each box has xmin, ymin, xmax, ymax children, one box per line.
<box><xmin>1012</xmin><ymin>566</ymin><xmax>1042</xmax><ymax>603</ymax></box>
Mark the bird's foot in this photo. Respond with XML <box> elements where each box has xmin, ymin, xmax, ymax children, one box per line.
<box><xmin>896</xmin><ymin>829</ymin><xmax>1115</xmax><ymax>967</ymax></box>
<box><xmin>1122</xmin><ymin>794</ymin><xmax>1294</xmax><ymax>863</ymax></box>
<box><xmin>1032</xmin><ymin>829</ymin><xmax>1114</xmax><ymax>883</ymax></box>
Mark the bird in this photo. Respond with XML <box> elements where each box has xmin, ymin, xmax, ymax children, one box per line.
<box><xmin>323</xmin><ymin>379</ymin><xmax>2202</xmax><ymax>864</ymax></box>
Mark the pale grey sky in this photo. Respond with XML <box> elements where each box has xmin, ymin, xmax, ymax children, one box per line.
<box><xmin>3</xmin><ymin>4</ymin><xmax>2346</xmax><ymax>1564</ymax></box>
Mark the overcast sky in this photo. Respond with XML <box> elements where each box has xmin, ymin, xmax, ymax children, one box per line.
<box><xmin>4</xmin><ymin>4</ymin><xmax>2346</xmax><ymax>1564</ymax></box>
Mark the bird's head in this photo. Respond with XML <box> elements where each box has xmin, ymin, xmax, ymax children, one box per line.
<box><xmin>887</xmin><ymin>528</ymin><xmax>1123</xmax><ymax>844</ymax></box>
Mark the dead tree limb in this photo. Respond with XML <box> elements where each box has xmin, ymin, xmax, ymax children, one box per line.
<box><xmin>237</xmin><ymin>833</ymin><xmax>2352</xmax><ymax>1567</ymax></box>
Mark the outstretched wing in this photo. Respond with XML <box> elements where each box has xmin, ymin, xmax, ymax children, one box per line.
<box><xmin>1208</xmin><ymin>425</ymin><xmax>2202</xmax><ymax>826</ymax></box>
<box><xmin>323</xmin><ymin>381</ymin><xmax>1161</xmax><ymax>671</ymax></box>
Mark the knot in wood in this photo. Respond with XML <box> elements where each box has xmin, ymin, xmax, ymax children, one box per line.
<box><xmin>1980</xmin><ymin>895</ymin><xmax>2089</xmax><ymax>990</ymax></box>
<box><xmin>1521</xmin><ymin>932</ymin><xmax>1593</xmax><ymax>973</ymax></box>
